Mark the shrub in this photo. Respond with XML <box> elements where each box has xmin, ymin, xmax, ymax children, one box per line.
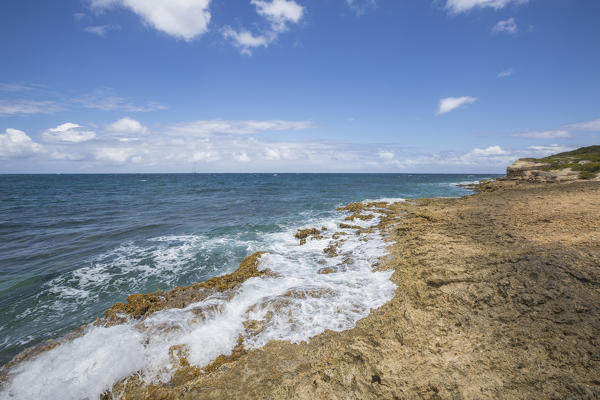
<box><xmin>579</xmin><ymin>170</ymin><xmax>597</xmax><ymax>180</ymax></box>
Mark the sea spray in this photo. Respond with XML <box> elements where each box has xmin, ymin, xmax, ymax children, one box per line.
<box><xmin>0</xmin><ymin>202</ymin><xmax>397</xmax><ymax>399</ymax></box>
<box><xmin>1</xmin><ymin>173</ymin><xmax>495</xmax><ymax>369</ymax></box>
<box><xmin>0</xmin><ymin>324</ymin><xmax>145</xmax><ymax>400</ymax></box>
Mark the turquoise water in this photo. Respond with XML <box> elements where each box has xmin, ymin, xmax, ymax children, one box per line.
<box><xmin>0</xmin><ymin>173</ymin><xmax>497</xmax><ymax>367</ymax></box>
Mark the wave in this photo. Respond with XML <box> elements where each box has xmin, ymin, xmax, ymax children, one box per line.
<box><xmin>361</xmin><ymin>197</ymin><xmax>406</xmax><ymax>204</ymax></box>
<box><xmin>3</xmin><ymin>235</ymin><xmax>237</xmax><ymax>356</ymax></box>
<box><xmin>453</xmin><ymin>180</ymin><xmax>482</xmax><ymax>186</ymax></box>
<box><xmin>0</xmin><ymin>203</ymin><xmax>396</xmax><ymax>400</ymax></box>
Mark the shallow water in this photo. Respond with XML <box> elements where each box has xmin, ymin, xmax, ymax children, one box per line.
<box><xmin>0</xmin><ymin>173</ymin><xmax>497</xmax><ymax>399</ymax></box>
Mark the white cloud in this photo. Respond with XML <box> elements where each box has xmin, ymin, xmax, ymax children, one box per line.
<box><xmin>90</xmin><ymin>0</ymin><xmax>211</xmax><ymax>41</ymax></box>
<box><xmin>0</xmin><ymin>100</ymin><xmax>62</xmax><ymax>116</ymax></box>
<box><xmin>84</xmin><ymin>25</ymin><xmax>118</xmax><ymax>36</ymax></box>
<box><xmin>94</xmin><ymin>147</ymin><xmax>140</xmax><ymax>164</ymax></box>
<box><xmin>445</xmin><ymin>0</ymin><xmax>528</xmax><ymax>14</ymax></box>
<box><xmin>222</xmin><ymin>28</ymin><xmax>269</xmax><ymax>55</ymax></box>
<box><xmin>515</xmin><ymin>130</ymin><xmax>570</xmax><ymax>139</ymax></box>
<box><xmin>43</xmin><ymin>123</ymin><xmax>97</xmax><ymax>143</ymax></box>
<box><xmin>251</xmin><ymin>0</ymin><xmax>304</xmax><ymax>32</ymax></box>
<box><xmin>346</xmin><ymin>0</ymin><xmax>376</xmax><ymax>16</ymax></box>
<box><xmin>166</xmin><ymin>119</ymin><xmax>313</xmax><ymax>136</ymax></box>
<box><xmin>10</xmin><ymin>114</ymin><xmax>586</xmax><ymax>173</ymax></box>
<box><xmin>437</xmin><ymin>96</ymin><xmax>477</xmax><ymax>115</ymax></box>
<box><xmin>73</xmin><ymin>12</ymin><xmax>88</xmax><ymax>22</ymax></box>
<box><xmin>264</xmin><ymin>147</ymin><xmax>282</xmax><ymax>160</ymax></box>
<box><xmin>388</xmin><ymin>145</ymin><xmax>513</xmax><ymax>169</ymax></box>
<box><xmin>392</xmin><ymin>145</ymin><xmax>520</xmax><ymax>170</ymax></box>
<box><xmin>75</xmin><ymin>89</ymin><xmax>166</xmax><ymax>112</ymax></box>
<box><xmin>105</xmin><ymin>117</ymin><xmax>149</xmax><ymax>135</ymax></box>
<box><xmin>90</xmin><ymin>0</ymin><xmax>305</xmax><ymax>53</ymax></box>
<box><xmin>378</xmin><ymin>150</ymin><xmax>395</xmax><ymax>160</ymax></box>
<box><xmin>0</xmin><ymin>83</ymin><xmax>35</xmax><ymax>92</ymax></box>
<box><xmin>466</xmin><ymin>145</ymin><xmax>506</xmax><ymax>157</ymax></box>
<box><xmin>0</xmin><ymin>129</ymin><xmax>44</xmax><ymax>159</ymax></box>
<box><xmin>232</xmin><ymin>152</ymin><xmax>251</xmax><ymax>162</ymax></box>
<box><xmin>50</xmin><ymin>151</ymin><xmax>86</xmax><ymax>161</ymax></box>
<box><xmin>567</xmin><ymin>118</ymin><xmax>600</xmax><ymax>132</ymax></box>
<box><xmin>224</xmin><ymin>0</ymin><xmax>304</xmax><ymax>54</ymax></box>
<box><xmin>497</xmin><ymin>68</ymin><xmax>513</xmax><ymax>78</ymax></box>
<box><xmin>527</xmin><ymin>144</ymin><xmax>574</xmax><ymax>156</ymax></box>
<box><xmin>0</xmin><ymin>87</ymin><xmax>163</xmax><ymax>116</ymax></box>
<box><xmin>390</xmin><ymin>143</ymin><xmax>582</xmax><ymax>171</ymax></box>
<box><xmin>191</xmin><ymin>150</ymin><xmax>220</xmax><ymax>162</ymax></box>
<box><xmin>493</xmin><ymin>17</ymin><xmax>517</xmax><ymax>34</ymax></box>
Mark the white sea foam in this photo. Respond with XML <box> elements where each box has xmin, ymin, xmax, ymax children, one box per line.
<box><xmin>0</xmin><ymin>325</ymin><xmax>145</xmax><ymax>400</ymax></box>
<box><xmin>1</xmin><ymin>207</ymin><xmax>396</xmax><ymax>400</ymax></box>
<box><xmin>361</xmin><ymin>197</ymin><xmax>406</xmax><ymax>204</ymax></box>
<box><xmin>24</xmin><ymin>235</ymin><xmax>220</xmax><ymax>317</ymax></box>
<box><xmin>453</xmin><ymin>180</ymin><xmax>481</xmax><ymax>186</ymax></box>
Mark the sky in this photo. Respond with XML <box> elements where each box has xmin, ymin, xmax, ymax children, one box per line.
<box><xmin>0</xmin><ymin>0</ymin><xmax>599</xmax><ymax>173</ymax></box>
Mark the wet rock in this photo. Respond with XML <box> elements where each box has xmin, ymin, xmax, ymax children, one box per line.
<box><xmin>323</xmin><ymin>244</ymin><xmax>338</xmax><ymax>257</ymax></box>
<box><xmin>26</xmin><ymin>180</ymin><xmax>600</xmax><ymax>400</ymax></box>
<box><xmin>295</xmin><ymin>228</ymin><xmax>324</xmax><ymax>245</ymax></box>
<box><xmin>103</xmin><ymin>252</ymin><xmax>269</xmax><ymax>324</ymax></box>
<box><xmin>332</xmin><ymin>231</ymin><xmax>349</xmax><ymax>239</ymax></box>
<box><xmin>318</xmin><ymin>267</ymin><xmax>337</xmax><ymax>275</ymax></box>
<box><xmin>345</xmin><ymin>213</ymin><xmax>374</xmax><ymax>222</ymax></box>
<box><xmin>339</xmin><ymin>223</ymin><xmax>361</xmax><ymax>230</ymax></box>
<box><xmin>336</xmin><ymin>202</ymin><xmax>366</xmax><ymax>213</ymax></box>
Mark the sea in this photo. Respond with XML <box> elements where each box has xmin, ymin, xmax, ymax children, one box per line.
<box><xmin>0</xmin><ymin>173</ymin><xmax>498</xmax><ymax>399</ymax></box>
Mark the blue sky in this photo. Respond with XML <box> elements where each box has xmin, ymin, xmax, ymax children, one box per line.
<box><xmin>0</xmin><ymin>0</ymin><xmax>599</xmax><ymax>173</ymax></box>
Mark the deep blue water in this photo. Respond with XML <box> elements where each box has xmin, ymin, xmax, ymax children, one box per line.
<box><xmin>0</xmin><ymin>173</ymin><xmax>497</xmax><ymax>366</ymax></box>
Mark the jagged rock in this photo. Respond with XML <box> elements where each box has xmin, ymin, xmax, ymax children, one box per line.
<box><xmin>103</xmin><ymin>252</ymin><xmax>269</xmax><ymax>324</ymax></box>
<box><xmin>339</xmin><ymin>223</ymin><xmax>361</xmax><ymax>230</ymax></box>
<box><xmin>318</xmin><ymin>267</ymin><xmax>337</xmax><ymax>275</ymax></box>
<box><xmin>506</xmin><ymin>146</ymin><xmax>600</xmax><ymax>183</ymax></box>
<box><xmin>295</xmin><ymin>228</ymin><xmax>324</xmax><ymax>245</ymax></box>
<box><xmin>506</xmin><ymin>159</ymin><xmax>579</xmax><ymax>183</ymax></box>
<box><xmin>323</xmin><ymin>244</ymin><xmax>338</xmax><ymax>257</ymax></box>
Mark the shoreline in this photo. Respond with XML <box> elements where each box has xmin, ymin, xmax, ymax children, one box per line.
<box><xmin>111</xmin><ymin>179</ymin><xmax>600</xmax><ymax>399</ymax></box>
<box><xmin>3</xmin><ymin>179</ymin><xmax>599</xmax><ymax>399</ymax></box>
<box><xmin>1</xmin><ymin>196</ymin><xmax>399</xmax><ymax>399</ymax></box>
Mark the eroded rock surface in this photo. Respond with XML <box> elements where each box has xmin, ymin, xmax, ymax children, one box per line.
<box><xmin>294</xmin><ymin>228</ymin><xmax>325</xmax><ymax>245</ymax></box>
<box><xmin>506</xmin><ymin>159</ymin><xmax>580</xmax><ymax>182</ymax></box>
<box><xmin>506</xmin><ymin>146</ymin><xmax>600</xmax><ymax>183</ymax></box>
<box><xmin>104</xmin><ymin>181</ymin><xmax>600</xmax><ymax>399</ymax></box>
<box><xmin>103</xmin><ymin>252</ymin><xmax>269</xmax><ymax>325</ymax></box>
<box><xmin>6</xmin><ymin>183</ymin><xmax>600</xmax><ymax>400</ymax></box>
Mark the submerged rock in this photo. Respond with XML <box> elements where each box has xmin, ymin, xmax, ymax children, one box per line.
<box><xmin>323</xmin><ymin>243</ymin><xmax>338</xmax><ymax>257</ymax></box>
<box><xmin>336</xmin><ymin>202</ymin><xmax>366</xmax><ymax>213</ymax></box>
<box><xmin>344</xmin><ymin>212</ymin><xmax>374</xmax><ymax>222</ymax></box>
<box><xmin>105</xmin><ymin>180</ymin><xmax>600</xmax><ymax>399</ymax></box>
<box><xmin>295</xmin><ymin>228</ymin><xmax>324</xmax><ymax>245</ymax></box>
<box><xmin>103</xmin><ymin>252</ymin><xmax>269</xmax><ymax>325</ymax></box>
<box><xmin>339</xmin><ymin>223</ymin><xmax>361</xmax><ymax>230</ymax></box>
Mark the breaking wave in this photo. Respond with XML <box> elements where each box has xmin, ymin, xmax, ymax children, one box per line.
<box><xmin>1</xmin><ymin>203</ymin><xmax>397</xmax><ymax>400</ymax></box>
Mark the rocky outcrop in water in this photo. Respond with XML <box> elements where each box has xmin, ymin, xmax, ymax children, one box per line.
<box><xmin>103</xmin><ymin>252</ymin><xmax>270</xmax><ymax>325</ymax></box>
<box><xmin>100</xmin><ymin>181</ymin><xmax>600</xmax><ymax>399</ymax></box>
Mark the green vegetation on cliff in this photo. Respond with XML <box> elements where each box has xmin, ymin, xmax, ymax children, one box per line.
<box><xmin>525</xmin><ymin>145</ymin><xmax>600</xmax><ymax>179</ymax></box>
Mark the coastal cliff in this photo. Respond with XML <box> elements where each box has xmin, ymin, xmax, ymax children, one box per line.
<box><xmin>506</xmin><ymin>145</ymin><xmax>600</xmax><ymax>182</ymax></box>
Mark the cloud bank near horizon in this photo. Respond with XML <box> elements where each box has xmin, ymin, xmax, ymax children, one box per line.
<box><xmin>0</xmin><ymin>115</ymin><xmax>592</xmax><ymax>173</ymax></box>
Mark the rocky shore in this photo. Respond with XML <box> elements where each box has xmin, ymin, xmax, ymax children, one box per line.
<box><xmin>100</xmin><ymin>179</ymin><xmax>600</xmax><ymax>399</ymax></box>
<box><xmin>504</xmin><ymin>145</ymin><xmax>600</xmax><ymax>183</ymax></box>
<box><xmin>3</xmin><ymin>172</ymin><xmax>600</xmax><ymax>399</ymax></box>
